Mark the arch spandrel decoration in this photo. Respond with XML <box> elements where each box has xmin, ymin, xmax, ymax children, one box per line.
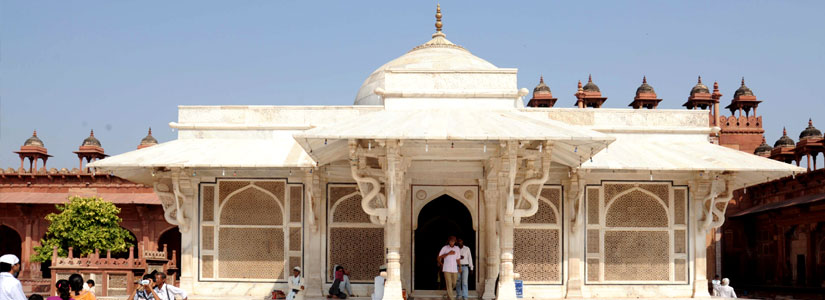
<box><xmin>513</xmin><ymin>186</ymin><xmax>562</xmax><ymax>284</ymax></box>
<box><xmin>411</xmin><ymin>185</ymin><xmax>479</xmax><ymax>231</ymax></box>
<box><xmin>198</xmin><ymin>179</ymin><xmax>301</xmax><ymax>282</ymax></box>
<box><xmin>327</xmin><ymin>184</ymin><xmax>384</xmax><ymax>282</ymax></box>
<box><xmin>585</xmin><ymin>182</ymin><xmax>689</xmax><ymax>284</ymax></box>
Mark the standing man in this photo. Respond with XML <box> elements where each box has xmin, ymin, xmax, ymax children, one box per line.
<box><xmin>454</xmin><ymin>238</ymin><xmax>473</xmax><ymax>300</ymax></box>
<box><xmin>153</xmin><ymin>272</ymin><xmax>187</xmax><ymax>300</ymax></box>
<box><xmin>437</xmin><ymin>236</ymin><xmax>461</xmax><ymax>300</ymax></box>
<box><xmin>0</xmin><ymin>254</ymin><xmax>26</xmax><ymax>300</ymax></box>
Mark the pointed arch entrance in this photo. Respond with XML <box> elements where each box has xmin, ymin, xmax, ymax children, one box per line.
<box><xmin>413</xmin><ymin>195</ymin><xmax>476</xmax><ymax>291</ymax></box>
<box><xmin>0</xmin><ymin>225</ymin><xmax>22</xmax><ymax>259</ymax></box>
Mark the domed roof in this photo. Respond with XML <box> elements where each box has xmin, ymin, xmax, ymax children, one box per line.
<box><xmin>690</xmin><ymin>76</ymin><xmax>710</xmax><ymax>95</ymax></box>
<box><xmin>734</xmin><ymin>77</ymin><xmax>754</xmax><ymax>98</ymax></box>
<box><xmin>354</xmin><ymin>6</ymin><xmax>497</xmax><ymax>105</ymax></box>
<box><xmin>635</xmin><ymin>76</ymin><xmax>655</xmax><ymax>96</ymax></box>
<box><xmin>23</xmin><ymin>130</ymin><xmax>44</xmax><ymax>147</ymax></box>
<box><xmin>774</xmin><ymin>127</ymin><xmax>795</xmax><ymax>148</ymax></box>
<box><xmin>533</xmin><ymin>76</ymin><xmax>551</xmax><ymax>95</ymax></box>
<box><xmin>754</xmin><ymin>136</ymin><xmax>773</xmax><ymax>155</ymax></box>
<box><xmin>140</xmin><ymin>128</ymin><xmax>158</xmax><ymax>146</ymax></box>
<box><xmin>81</xmin><ymin>130</ymin><xmax>101</xmax><ymax>147</ymax></box>
<box><xmin>582</xmin><ymin>75</ymin><xmax>600</xmax><ymax>92</ymax></box>
<box><xmin>799</xmin><ymin>119</ymin><xmax>822</xmax><ymax>140</ymax></box>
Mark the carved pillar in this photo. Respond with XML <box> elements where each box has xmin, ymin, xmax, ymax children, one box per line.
<box><xmin>481</xmin><ymin>176</ymin><xmax>500</xmax><ymax>300</ymax></box>
<box><xmin>565</xmin><ymin>174</ymin><xmax>585</xmax><ymax>298</ymax></box>
<box><xmin>497</xmin><ymin>142</ymin><xmax>518</xmax><ymax>300</ymax></box>
<box><xmin>384</xmin><ymin>140</ymin><xmax>407</xmax><ymax>300</ymax></box>
<box><xmin>304</xmin><ymin>170</ymin><xmax>324</xmax><ymax>298</ymax></box>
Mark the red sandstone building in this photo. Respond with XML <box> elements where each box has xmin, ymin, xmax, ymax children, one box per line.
<box><xmin>0</xmin><ymin>129</ymin><xmax>179</xmax><ymax>295</ymax></box>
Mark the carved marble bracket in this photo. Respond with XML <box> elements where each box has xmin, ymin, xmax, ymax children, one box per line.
<box><xmin>502</xmin><ymin>141</ymin><xmax>518</xmax><ymax>221</ymax></box>
<box><xmin>304</xmin><ymin>170</ymin><xmax>321</xmax><ymax>232</ymax></box>
<box><xmin>349</xmin><ymin>140</ymin><xmax>387</xmax><ymax>225</ymax></box>
<box><xmin>514</xmin><ymin>142</ymin><xmax>553</xmax><ymax>224</ymax></box>
<box><xmin>568</xmin><ymin>170</ymin><xmax>586</xmax><ymax>232</ymax></box>
<box><xmin>698</xmin><ymin>174</ymin><xmax>734</xmax><ymax>232</ymax></box>
<box><xmin>153</xmin><ymin>173</ymin><xmax>192</xmax><ymax>233</ymax></box>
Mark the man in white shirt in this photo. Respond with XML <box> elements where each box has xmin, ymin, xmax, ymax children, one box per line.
<box><xmin>454</xmin><ymin>238</ymin><xmax>473</xmax><ymax>300</ymax></box>
<box><xmin>371</xmin><ymin>265</ymin><xmax>386</xmax><ymax>300</ymax></box>
<box><xmin>153</xmin><ymin>272</ymin><xmax>188</xmax><ymax>300</ymax></box>
<box><xmin>710</xmin><ymin>275</ymin><xmax>721</xmax><ymax>296</ymax></box>
<box><xmin>0</xmin><ymin>254</ymin><xmax>26</xmax><ymax>300</ymax></box>
<box><xmin>438</xmin><ymin>236</ymin><xmax>461</xmax><ymax>300</ymax></box>
<box><xmin>717</xmin><ymin>278</ymin><xmax>737</xmax><ymax>298</ymax></box>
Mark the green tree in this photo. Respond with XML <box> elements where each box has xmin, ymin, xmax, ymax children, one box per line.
<box><xmin>31</xmin><ymin>196</ymin><xmax>134</xmax><ymax>262</ymax></box>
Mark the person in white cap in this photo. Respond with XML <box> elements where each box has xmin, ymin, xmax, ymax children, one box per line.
<box><xmin>0</xmin><ymin>254</ymin><xmax>27</xmax><ymax>300</ymax></box>
<box><xmin>287</xmin><ymin>266</ymin><xmax>304</xmax><ymax>300</ymax></box>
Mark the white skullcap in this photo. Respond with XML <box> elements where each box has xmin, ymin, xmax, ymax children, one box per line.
<box><xmin>0</xmin><ymin>254</ymin><xmax>20</xmax><ymax>265</ymax></box>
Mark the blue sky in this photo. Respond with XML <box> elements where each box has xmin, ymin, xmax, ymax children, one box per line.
<box><xmin>2</xmin><ymin>1</ymin><xmax>824</xmax><ymax>168</ymax></box>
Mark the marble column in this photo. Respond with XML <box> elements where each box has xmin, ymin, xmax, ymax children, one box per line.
<box><xmin>482</xmin><ymin>179</ymin><xmax>500</xmax><ymax>300</ymax></box>
<box><xmin>497</xmin><ymin>142</ymin><xmax>517</xmax><ymax>300</ymax></box>
<box><xmin>304</xmin><ymin>171</ymin><xmax>324</xmax><ymax>298</ymax></box>
<box><xmin>565</xmin><ymin>175</ymin><xmax>585</xmax><ymax>298</ymax></box>
<box><xmin>383</xmin><ymin>140</ymin><xmax>406</xmax><ymax>300</ymax></box>
<box><xmin>691</xmin><ymin>180</ymin><xmax>711</xmax><ymax>298</ymax></box>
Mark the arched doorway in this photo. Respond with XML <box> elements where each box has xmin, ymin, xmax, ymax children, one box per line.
<box><xmin>414</xmin><ymin>195</ymin><xmax>475</xmax><ymax>291</ymax></box>
<box><xmin>112</xmin><ymin>229</ymin><xmax>138</xmax><ymax>259</ymax></box>
<box><xmin>158</xmin><ymin>227</ymin><xmax>181</xmax><ymax>279</ymax></box>
<box><xmin>0</xmin><ymin>225</ymin><xmax>22</xmax><ymax>259</ymax></box>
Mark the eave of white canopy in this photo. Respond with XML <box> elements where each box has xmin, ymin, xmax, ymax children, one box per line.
<box><xmin>88</xmin><ymin>136</ymin><xmax>316</xmax><ymax>185</ymax></box>
<box><xmin>293</xmin><ymin>109</ymin><xmax>615</xmax><ymax>167</ymax></box>
<box><xmin>580</xmin><ymin>133</ymin><xmax>806</xmax><ymax>188</ymax></box>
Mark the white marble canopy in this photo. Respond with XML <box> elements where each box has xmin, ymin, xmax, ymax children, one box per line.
<box><xmin>581</xmin><ymin>132</ymin><xmax>807</xmax><ymax>186</ymax></box>
<box><xmin>293</xmin><ymin>108</ymin><xmax>615</xmax><ymax>166</ymax></box>
<box><xmin>89</xmin><ymin>136</ymin><xmax>315</xmax><ymax>169</ymax></box>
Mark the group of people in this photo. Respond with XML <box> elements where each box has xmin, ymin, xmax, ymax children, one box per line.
<box><xmin>0</xmin><ymin>252</ymin><xmax>187</xmax><ymax>300</ymax></box>
<box><xmin>1</xmin><ymin>254</ymin><xmax>96</xmax><ymax>300</ymax></box>
<box><xmin>283</xmin><ymin>263</ymin><xmax>389</xmax><ymax>300</ymax></box>
<box><xmin>438</xmin><ymin>236</ymin><xmax>473</xmax><ymax>300</ymax></box>
<box><xmin>129</xmin><ymin>271</ymin><xmax>187</xmax><ymax>300</ymax></box>
<box><xmin>711</xmin><ymin>275</ymin><xmax>737</xmax><ymax>298</ymax></box>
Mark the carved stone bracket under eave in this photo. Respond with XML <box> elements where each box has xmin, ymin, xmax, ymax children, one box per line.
<box><xmin>349</xmin><ymin>140</ymin><xmax>388</xmax><ymax>225</ymax></box>
<box><xmin>153</xmin><ymin>173</ymin><xmax>192</xmax><ymax>233</ymax></box>
<box><xmin>695</xmin><ymin>173</ymin><xmax>734</xmax><ymax>232</ymax></box>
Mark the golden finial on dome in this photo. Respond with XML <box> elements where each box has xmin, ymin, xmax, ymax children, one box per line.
<box><xmin>435</xmin><ymin>4</ymin><xmax>443</xmax><ymax>32</ymax></box>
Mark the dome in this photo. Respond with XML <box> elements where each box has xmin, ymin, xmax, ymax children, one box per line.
<box><xmin>354</xmin><ymin>33</ymin><xmax>497</xmax><ymax>105</ymax></box>
<box><xmin>582</xmin><ymin>75</ymin><xmax>600</xmax><ymax>92</ymax></box>
<box><xmin>774</xmin><ymin>128</ymin><xmax>795</xmax><ymax>148</ymax></box>
<box><xmin>355</xmin><ymin>5</ymin><xmax>499</xmax><ymax>105</ymax></box>
<box><xmin>734</xmin><ymin>77</ymin><xmax>754</xmax><ymax>98</ymax></box>
<box><xmin>23</xmin><ymin>130</ymin><xmax>44</xmax><ymax>147</ymax></box>
<box><xmin>533</xmin><ymin>76</ymin><xmax>551</xmax><ymax>95</ymax></box>
<box><xmin>140</xmin><ymin>128</ymin><xmax>158</xmax><ymax>146</ymax></box>
<box><xmin>81</xmin><ymin>130</ymin><xmax>101</xmax><ymax>147</ymax></box>
<box><xmin>754</xmin><ymin>136</ymin><xmax>773</xmax><ymax>155</ymax></box>
<box><xmin>799</xmin><ymin>119</ymin><xmax>822</xmax><ymax>140</ymax></box>
<box><xmin>635</xmin><ymin>76</ymin><xmax>655</xmax><ymax>96</ymax></box>
<box><xmin>690</xmin><ymin>76</ymin><xmax>710</xmax><ymax>95</ymax></box>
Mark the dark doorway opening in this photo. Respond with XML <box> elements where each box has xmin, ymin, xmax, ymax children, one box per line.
<box><xmin>414</xmin><ymin>195</ymin><xmax>475</xmax><ymax>291</ymax></box>
<box><xmin>0</xmin><ymin>225</ymin><xmax>22</xmax><ymax>259</ymax></box>
<box><xmin>158</xmin><ymin>228</ymin><xmax>182</xmax><ymax>280</ymax></box>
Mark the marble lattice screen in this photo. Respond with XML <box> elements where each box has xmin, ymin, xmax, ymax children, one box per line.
<box><xmin>327</xmin><ymin>184</ymin><xmax>385</xmax><ymax>283</ymax></box>
<box><xmin>513</xmin><ymin>186</ymin><xmax>563</xmax><ymax>284</ymax></box>
<box><xmin>585</xmin><ymin>182</ymin><xmax>689</xmax><ymax>284</ymax></box>
<box><xmin>199</xmin><ymin>179</ymin><xmax>302</xmax><ymax>282</ymax></box>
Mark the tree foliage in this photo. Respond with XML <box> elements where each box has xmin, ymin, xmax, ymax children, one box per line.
<box><xmin>32</xmin><ymin>196</ymin><xmax>134</xmax><ymax>262</ymax></box>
